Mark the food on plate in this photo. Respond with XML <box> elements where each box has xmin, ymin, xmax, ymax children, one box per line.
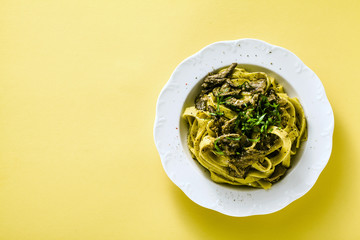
<box><xmin>183</xmin><ymin>63</ymin><xmax>307</xmax><ymax>189</ymax></box>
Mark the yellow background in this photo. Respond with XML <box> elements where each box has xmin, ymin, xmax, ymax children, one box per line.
<box><xmin>0</xmin><ymin>0</ymin><xmax>359</xmax><ymax>239</ymax></box>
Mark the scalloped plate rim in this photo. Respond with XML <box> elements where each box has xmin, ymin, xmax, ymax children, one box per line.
<box><xmin>154</xmin><ymin>38</ymin><xmax>334</xmax><ymax>217</ymax></box>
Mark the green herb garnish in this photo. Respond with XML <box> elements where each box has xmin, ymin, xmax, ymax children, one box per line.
<box><xmin>226</xmin><ymin>137</ymin><xmax>242</xmax><ymax>141</ymax></box>
<box><xmin>214</xmin><ymin>139</ymin><xmax>224</xmax><ymax>155</ymax></box>
<box><xmin>212</xmin><ymin>91</ymin><xmax>281</xmax><ymax>142</ymax></box>
<box><xmin>232</xmin><ymin>94</ymin><xmax>281</xmax><ymax>141</ymax></box>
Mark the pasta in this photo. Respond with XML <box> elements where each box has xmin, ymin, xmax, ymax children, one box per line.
<box><xmin>183</xmin><ymin>63</ymin><xmax>307</xmax><ymax>189</ymax></box>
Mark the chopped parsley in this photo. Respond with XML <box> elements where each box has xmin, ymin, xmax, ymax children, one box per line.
<box><xmin>234</xmin><ymin>95</ymin><xmax>281</xmax><ymax>140</ymax></box>
<box><xmin>226</xmin><ymin>136</ymin><xmax>242</xmax><ymax>141</ymax></box>
<box><xmin>211</xmin><ymin>94</ymin><xmax>228</xmax><ymax>116</ymax></box>
<box><xmin>214</xmin><ymin>139</ymin><xmax>224</xmax><ymax>155</ymax></box>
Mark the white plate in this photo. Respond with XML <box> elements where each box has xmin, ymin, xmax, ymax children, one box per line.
<box><xmin>154</xmin><ymin>39</ymin><xmax>334</xmax><ymax>217</ymax></box>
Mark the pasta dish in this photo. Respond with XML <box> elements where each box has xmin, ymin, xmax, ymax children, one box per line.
<box><xmin>183</xmin><ymin>63</ymin><xmax>307</xmax><ymax>189</ymax></box>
